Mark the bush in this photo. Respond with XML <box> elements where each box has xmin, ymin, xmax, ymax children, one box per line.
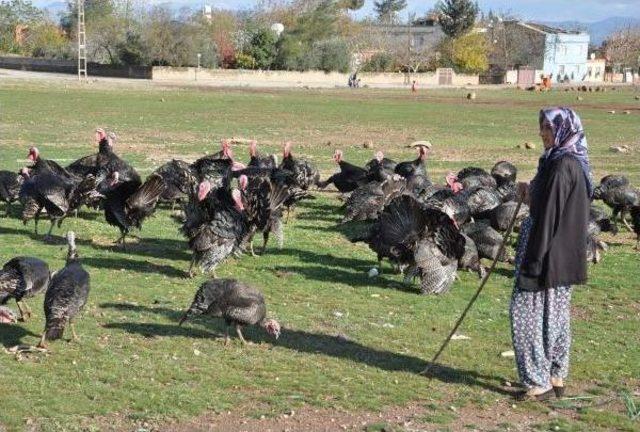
<box><xmin>235</xmin><ymin>52</ymin><xmax>256</xmax><ymax>70</ymax></box>
<box><xmin>245</xmin><ymin>27</ymin><xmax>277</xmax><ymax>70</ymax></box>
<box><xmin>361</xmin><ymin>52</ymin><xmax>395</xmax><ymax>72</ymax></box>
<box><xmin>25</xmin><ymin>22</ymin><xmax>69</xmax><ymax>59</ymax></box>
<box><xmin>451</xmin><ymin>32</ymin><xmax>488</xmax><ymax>74</ymax></box>
<box><xmin>313</xmin><ymin>38</ymin><xmax>351</xmax><ymax>73</ymax></box>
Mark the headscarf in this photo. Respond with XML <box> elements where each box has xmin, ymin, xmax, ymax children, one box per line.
<box><xmin>530</xmin><ymin>107</ymin><xmax>593</xmax><ymax>200</ymax></box>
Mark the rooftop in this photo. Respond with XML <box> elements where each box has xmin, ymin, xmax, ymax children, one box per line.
<box><xmin>506</xmin><ymin>21</ymin><xmax>587</xmax><ymax>35</ymax></box>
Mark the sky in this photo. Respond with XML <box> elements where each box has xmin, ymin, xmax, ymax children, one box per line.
<box><xmin>33</xmin><ymin>0</ymin><xmax>640</xmax><ymax>23</ymax></box>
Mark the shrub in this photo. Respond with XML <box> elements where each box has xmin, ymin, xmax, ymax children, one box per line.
<box><xmin>313</xmin><ymin>38</ymin><xmax>351</xmax><ymax>73</ymax></box>
<box><xmin>235</xmin><ymin>52</ymin><xmax>256</xmax><ymax>70</ymax></box>
<box><xmin>361</xmin><ymin>52</ymin><xmax>395</xmax><ymax>72</ymax></box>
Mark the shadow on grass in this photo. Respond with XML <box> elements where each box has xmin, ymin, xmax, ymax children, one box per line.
<box><xmin>88</xmin><ymin>237</ymin><xmax>192</xmax><ymax>262</ymax></box>
<box><xmin>274</xmin><ymin>264</ymin><xmax>418</xmax><ymax>293</ymax></box>
<box><xmin>98</xmin><ymin>303</ymin><xmax>510</xmax><ymax>395</ymax></box>
<box><xmin>83</xmin><ymin>257</ymin><xmax>187</xmax><ymax>278</ymax></box>
<box><xmin>0</xmin><ymin>323</ymin><xmax>40</xmax><ymax>347</ymax></box>
<box><xmin>269</xmin><ymin>248</ymin><xmax>372</xmax><ymax>270</ymax></box>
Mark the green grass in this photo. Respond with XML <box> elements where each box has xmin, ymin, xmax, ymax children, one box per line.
<box><xmin>0</xmin><ymin>79</ymin><xmax>638</xmax><ymax>431</ymax></box>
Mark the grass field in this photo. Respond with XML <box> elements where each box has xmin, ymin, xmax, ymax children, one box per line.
<box><xmin>0</xmin><ymin>78</ymin><xmax>639</xmax><ymax>431</ymax></box>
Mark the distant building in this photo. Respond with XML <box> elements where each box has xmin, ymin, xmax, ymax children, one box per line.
<box><xmin>371</xmin><ymin>20</ymin><xmax>445</xmax><ymax>54</ymax></box>
<box><xmin>502</xmin><ymin>21</ymin><xmax>590</xmax><ymax>83</ymax></box>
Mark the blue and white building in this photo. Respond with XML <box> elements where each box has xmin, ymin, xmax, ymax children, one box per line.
<box><xmin>504</xmin><ymin>21</ymin><xmax>591</xmax><ymax>83</ymax></box>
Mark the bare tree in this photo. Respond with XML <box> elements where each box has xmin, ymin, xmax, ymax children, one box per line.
<box><xmin>604</xmin><ymin>26</ymin><xmax>640</xmax><ymax>71</ymax></box>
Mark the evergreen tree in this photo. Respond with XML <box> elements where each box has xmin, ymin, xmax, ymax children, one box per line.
<box><xmin>374</xmin><ymin>0</ymin><xmax>407</xmax><ymax>24</ymax></box>
<box><xmin>437</xmin><ymin>0</ymin><xmax>479</xmax><ymax>38</ymax></box>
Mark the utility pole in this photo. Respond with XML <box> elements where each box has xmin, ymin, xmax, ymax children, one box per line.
<box><xmin>77</xmin><ymin>0</ymin><xmax>87</xmax><ymax>81</ymax></box>
<box><xmin>406</xmin><ymin>12</ymin><xmax>415</xmax><ymax>85</ymax></box>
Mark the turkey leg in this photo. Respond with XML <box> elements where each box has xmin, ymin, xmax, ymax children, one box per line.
<box><xmin>261</xmin><ymin>231</ymin><xmax>270</xmax><ymax>255</ymax></box>
<box><xmin>224</xmin><ymin>324</ymin><xmax>230</xmax><ymax>346</ymax></box>
<box><xmin>235</xmin><ymin>324</ymin><xmax>247</xmax><ymax>345</ymax></box>
<box><xmin>187</xmin><ymin>256</ymin><xmax>197</xmax><ymax>278</ymax></box>
<box><xmin>17</xmin><ymin>300</ymin><xmax>32</xmax><ymax>321</ymax></box>
<box><xmin>620</xmin><ymin>210</ymin><xmax>633</xmax><ymax>231</ymax></box>
<box><xmin>70</xmin><ymin>322</ymin><xmax>79</xmax><ymax>342</ymax></box>
<box><xmin>37</xmin><ymin>332</ymin><xmax>47</xmax><ymax>349</ymax></box>
<box><xmin>44</xmin><ymin>220</ymin><xmax>56</xmax><ymax>242</ymax></box>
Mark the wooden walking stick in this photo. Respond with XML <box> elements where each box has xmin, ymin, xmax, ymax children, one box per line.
<box><xmin>421</xmin><ymin>198</ymin><xmax>524</xmax><ymax>376</ymax></box>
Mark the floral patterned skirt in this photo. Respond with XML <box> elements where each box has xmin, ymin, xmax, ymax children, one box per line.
<box><xmin>510</xmin><ymin>217</ymin><xmax>572</xmax><ymax>389</ymax></box>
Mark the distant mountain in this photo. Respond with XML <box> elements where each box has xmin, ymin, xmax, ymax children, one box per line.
<box><xmin>542</xmin><ymin>17</ymin><xmax>640</xmax><ymax>45</ymax></box>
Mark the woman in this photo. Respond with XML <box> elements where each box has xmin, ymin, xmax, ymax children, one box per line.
<box><xmin>511</xmin><ymin>107</ymin><xmax>592</xmax><ymax>401</ymax></box>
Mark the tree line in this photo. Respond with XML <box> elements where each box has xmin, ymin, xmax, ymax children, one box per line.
<box><xmin>1</xmin><ymin>0</ymin><xmax>638</xmax><ymax>74</ymax></box>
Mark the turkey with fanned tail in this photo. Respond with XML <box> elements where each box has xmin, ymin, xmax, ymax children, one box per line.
<box><xmin>349</xmin><ymin>194</ymin><xmax>465</xmax><ymax>294</ymax></box>
<box><xmin>96</xmin><ymin>172</ymin><xmax>165</xmax><ymax>248</ymax></box>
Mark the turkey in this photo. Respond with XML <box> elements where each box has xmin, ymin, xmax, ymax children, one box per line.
<box><xmin>464</xmin><ymin>186</ymin><xmax>503</xmax><ymax>217</ymax></box>
<box><xmin>0</xmin><ymin>170</ymin><xmax>23</xmax><ymax>216</ymax></box>
<box><xmin>394</xmin><ymin>144</ymin><xmax>430</xmax><ymax>180</ymax></box>
<box><xmin>179</xmin><ymin>278</ymin><xmax>281</xmax><ymax>345</ymax></box>
<box><xmin>96</xmin><ymin>172</ymin><xmax>165</xmax><ymax>248</ymax></box>
<box><xmin>491</xmin><ymin>161</ymin><xmax>518</xmax><ymax>202</ymax></box>
<box><xmin>456</xmin><ymin>167</ymin><xmax>497</xmax><ymax>190</ymax></box>
<box><xmin>190</xmin><ymin>142</ymin><xmax>244</xmax><ymax>190</ymax></box>
<box><xmin>0</xmin><ymin>256</ymin><xmax>50</xmax><ymax>321</ymax></box>
<box><xmin>278</xmin><ymin>142</ymin><xmax>319</xmax><ymax>217</ymax></box>
<box><xmin>237</xmin><ymin>174</ymin><xmax>290</xmax><ymax>255</ymax></box>
<box><xmin>38</xmin><ymin>232</ymin><xmax>90</xmax><ymax>348</ymax></box>
<box><xmin>586</xmin><ymin>235</ymin><xmax>608</xmax><ymax>264</ymax></box>
<box><xmin>153</xmin><ymin>159</ymin><xmax>194</xmax><ymax>208</ymax></box>
<box><xmin>181</xmin><ymin>181</ymin><xmax>248</xmax><ymax>277</ymax></box>
<box><xmin>458</xmin><ymin>233</ymin><xmax>486</xmax><ymax>279</ymax></box>
<box><xmin>19</xmin><ymin>168</ymin><xmax>99</xmax><ymax>239</ymax></box>
<box><xmin>279</xmin><ymin>141</ymin><xmax>320</xmax><ymax>191</ymax></box>
<box><xmin>593</xmin><ymin>175</ymin><xmax>639</xmax><ymax>231</ymax></box>
<box><xmin>341</xmin><ymin>176</ymin><xmax>405</xmax><ymax>223</ymax></box>
<box><xmin>491</xmin><ymin>161</ymin><xmax>518</xmax><ymax>185</ymax></box>
<box><xmin>26</xmin><ymin>147</ymin><xmax>75</xmax><ymax>179</ymax></box>
<box><xmin>65</xmin><ymin>128</ymin><xmax>110</xmax><ymax>178</ymax></box>
<box><xmin>490</xmin><ymin>201</ymin><xmax>530</xmax><ymax>232</ymax></box>
<box><xmin>351</xmin><ymin>195</ymin><xmax>465</xmax><ymax>294</ymax></box>
<box><xmin>586</xmin><ymin>206</ymin><xmax>618</xmax><ymax>264</ymax></box>
<box><xmin>463</xmin><ymin>221</ymin><xmax>511</xmax><ymax>262</ymax></box>
<box><xmin>318</xmin><ymin>149</ymin><xmax>367</xmax><ymax>193</ymax></box>
<box><xmin>589</xmin><ymin>205</ymin><xmax>619</xmax><ymax>236</ymax></box>
<box><xmin>248</xmin><ymin>140</ymin><xmax>277</xmax><ymax>169</ymax></box>
<box><xmin>422</xmin><ymin>174</ymin><xmax>469</xmax><ymax>227</ymax></box>
<box><xmin>364</xmin><ymin>151</ymin><xmax>397</xmax><ymax>183</ymax></box>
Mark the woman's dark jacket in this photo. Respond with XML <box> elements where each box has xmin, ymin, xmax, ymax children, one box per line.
<box><xmin>521</xmin><ymin>155</ymin><xmax>589</xmax><ymax>289</ymax></box>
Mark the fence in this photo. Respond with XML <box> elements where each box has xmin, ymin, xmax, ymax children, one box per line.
<box><xmin>0</xmin><ymin>56</ymin><xmax>152</xmax><ymax>79</ymax></box>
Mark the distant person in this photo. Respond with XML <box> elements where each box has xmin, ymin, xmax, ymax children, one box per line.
<box><xmin>411</xmin><ymin>80</ymin><xmax>417</xmax><ymax>92</ymax></box>
<box><xmin>511</xmin><ymin>107</ymin><xmax>591</xmax><ymax>401</ymax></box>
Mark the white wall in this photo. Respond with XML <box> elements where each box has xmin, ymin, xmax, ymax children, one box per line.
<box><xmin>152</xmin><ymin>67</ymin><xmax>480</xmax><ymax>88</ymax></box>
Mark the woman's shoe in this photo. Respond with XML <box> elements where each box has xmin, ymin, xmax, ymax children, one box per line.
<box><xmin>553</xmin><ymin>386</ymin><xmax>565</xmax><ymax>398</ymax></box>
<box><xmin>551</xmin><ymin>378</ymin><xmax>565</xmax><ymax>398</ymax></box>
<box><xmin>514</xmin><ymin>388</ymin><xmax>555</xmax><ymax>401</ymax></box>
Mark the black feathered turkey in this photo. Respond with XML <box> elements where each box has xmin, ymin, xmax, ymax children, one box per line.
<box><xmin>96</xmin><ymin>172</ymin><xmax>165</xmax><ymax>248</ymax></box>
<box><xmin>38</xmin><ymin>232</ymin><xmax>90</xmax><ymax>348</ymax></box>
<box><xmin>0</xmin><ymin>170</ymin><xmax>23</xmax><ymax>216</ymax></box>
<box><xmin>0</xmin><ymin>256</ymin><xmax>50</xmax><ymax>321</ymax></box>
<box><xmin>179</xmin><ymin>278</ymin><xmax>281</xmax><ymax>345</ymax></box>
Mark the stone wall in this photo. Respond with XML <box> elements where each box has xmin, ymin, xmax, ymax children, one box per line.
<box><xmin>151</xmin><ymin>67</ymin><xmax>480</xmax><ymax>88</ymax></box>
<box><xmin>0</xmin><ymin>56</ymin><xmax>152</xmax><ymax>79</ymax></box>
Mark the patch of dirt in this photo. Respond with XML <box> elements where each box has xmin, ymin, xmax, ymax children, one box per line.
<box><xmin>66</xmin><ymin>388</ymin><xmax>629</xmax><ymax>432</ymax></box>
